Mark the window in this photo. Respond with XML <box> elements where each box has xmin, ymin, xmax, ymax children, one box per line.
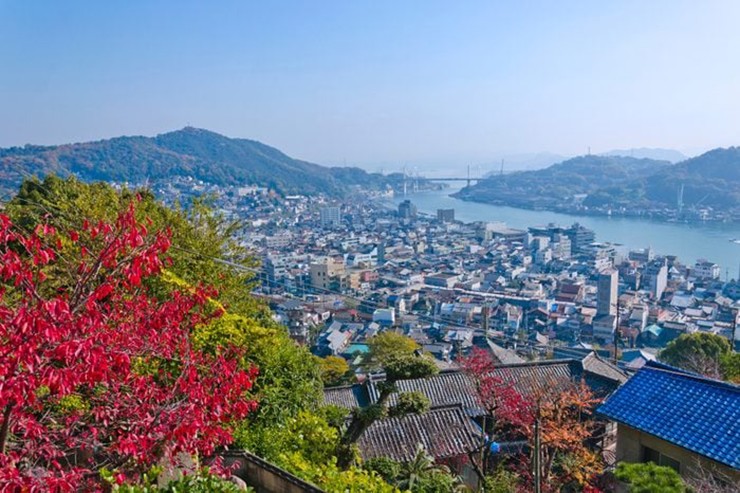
<box><xmin>642</xmin><ymin>446</ymin><xmax>680</xmax><ymax>472</ymax></box>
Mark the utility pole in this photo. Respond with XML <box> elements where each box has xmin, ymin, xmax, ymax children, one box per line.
<box><xmin>612</xmin><ymin>297</ymin><xmax>621</xmax><ymax>365</ymax></box>
<box><xmin>733</xmin><ymin>308</ymin><xmax>738</xmax><ymax>354</ymax></box>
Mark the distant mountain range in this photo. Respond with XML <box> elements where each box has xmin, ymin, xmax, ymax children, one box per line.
<box><xmin>454</xmin><ymin>148</ymin><xmax>740</xmax><ymax>220</ymax></box>
<box><xmin>0</xmin><ymin>127</ymin><xmax>400</xmax><ymax>197</ymax></box>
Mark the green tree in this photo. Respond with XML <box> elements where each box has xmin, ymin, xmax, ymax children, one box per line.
<box><xmin>319</xmin><ymin>356</ymin><xmax>351</xmax><ymax>386</ymax></box>
<box><xmin>367</xmin><ymin>331</ymin><xmax>420</xmax><ymax>367</ymax></box>
<box><xmin>660</xmin><ymin>332</ymin><xmax>738</xmax><ymax>382</ymax></box>
<box><xmin>6</xmin><ymin>175</ymin><xmax>272</xmax><ymax>324</ymax></box>
<box><xmin>615</xmin><ymin>462</ymin><xmax>687</xmax><ymax>493</ymax></box>
<box><xmin>396</xmin><ymin>444</ymin><xmax>461</xmax><ymax>492</ymax></box>
<box><xmin>389</xmin><ymin>391</ymin><xmax>431</xmax><ymax>417</ymax></box>
<box><xmin>6</xmin><ymin>176</ymin><xmax>329</xmax><ymax>482</ymax></box>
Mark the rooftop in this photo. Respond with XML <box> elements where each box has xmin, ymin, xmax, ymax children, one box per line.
<box><xmin>356</xmin><ymin>405</ymin><xmax>482</xmax><ymax>462</ymax></box>
<box><xmin>597</xmin><ymin>361</ymin><xmax>740</xmax><ymax>469</ymax></box>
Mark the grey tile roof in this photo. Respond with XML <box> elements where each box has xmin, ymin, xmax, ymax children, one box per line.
<box><xmin>581</xmin><ymin>352</ymin><xmax>628</xmax><ymax>384</ymax></box>
<box><xmin>357</xmin><ymin>405</ymin><xmax>483</xmax><ymax>462</ymax></box>
<box><xmin>385</xmin><ymin>370</ymin><xmax>484</xmax><ymax>416</ymax></box>
<box><xmin>322</xmin><ymin>384</ymin><xmax>370</xmax><ymax>410</ymax></box>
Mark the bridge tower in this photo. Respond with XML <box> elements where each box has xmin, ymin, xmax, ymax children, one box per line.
<box><xmin>466</xmin><ymin>164</ymin><xmax>471</xmax><ymax>187</ymax></box>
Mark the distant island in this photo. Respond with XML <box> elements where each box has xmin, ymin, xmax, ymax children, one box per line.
<box><xmin>454</xmin><ymin>149</ymin><xmax>740</xmax><ymax>223</ymax></box>
<box><xmin>0</xmin><ymin>127</ymin><xmax>414</xmax><ymax>198</ymax></box>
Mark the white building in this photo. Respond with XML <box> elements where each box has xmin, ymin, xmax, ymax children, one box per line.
<box><xmin>693</xmin><ymin>260</ymin><xmax>721</xmax><ymax>280</ymax></box>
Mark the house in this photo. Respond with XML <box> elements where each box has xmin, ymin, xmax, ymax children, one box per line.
<box><xmin>597</xmin><ymin>362</ymin><xmax>740</xmax><ymax>482</ymax></box>
<box><xmin>355</xmin><ymin>404</ymin><xmax>482</xmax><ymax>463</ymax></box>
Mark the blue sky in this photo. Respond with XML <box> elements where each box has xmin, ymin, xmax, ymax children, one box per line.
<box><xmin>2</xmin><ymin>1</ymin><xmax>740</xmax><ymax>171</ymax></box>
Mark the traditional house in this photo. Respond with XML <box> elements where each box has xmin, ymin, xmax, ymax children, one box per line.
<box><xmin>598</xmin><ymin>362</ymin><xmax>739</xmax><ymax>483</ymax></box>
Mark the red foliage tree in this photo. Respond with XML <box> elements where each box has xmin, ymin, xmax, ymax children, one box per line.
<box><xmin>0</xmin><ymin>206</ymin><xmax>258</xmax><ymax>490</ymax></box>
<box><xmin>461</xmin><ymin>348</ymin><xmax>604</xmax><ymax>491</ymax></box>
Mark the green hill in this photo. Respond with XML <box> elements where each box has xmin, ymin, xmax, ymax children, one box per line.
<box><xmin>0</xmin><ymin>127</ymin><xmax>397</xmax><ymax>197</ymax></box>
<box><xmin>624</xmin><ymin>147</ymin><xmax>740</xmax><ymax>209</ymax></box>
<box><xmin>454</xmin><ymin>155</ymin><xmax>670</xmax><ymax>209</ymax></box>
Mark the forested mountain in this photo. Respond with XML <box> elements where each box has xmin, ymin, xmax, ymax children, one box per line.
<box><xmin>454</xmin><ymin>155</ymin><xmax>670</xmax><ymax>209</ymax></box>
<box><xmin>455</xmin><ymin>148</ymin><xmax>740</xmax><ymax>218</ymax></box>
<box><xmin>0</xmin><ymin>127</ymin><xmax>399</xmax><ymax>197</ymax></box>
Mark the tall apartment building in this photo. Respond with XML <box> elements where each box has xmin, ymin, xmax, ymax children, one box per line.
<box><xmin>644</xmin><ymin>259</ymin><xmax>668</xmax><ymax>300</ymax></box>
<box><xmin>437</xmin><ymin>208</ymin><xmax>455</xmax><ymax>223</ymax></box>
<box><xmin>398</xmin><ymin>200</ymin><xmax>417</xmax><ymax>220</ymax></box>
<box><xmin>597</xmin><ymin>269</ymin><xmax>619</xmax><ymax>316</ymax></box>
<box><xmin>320</xmin><ymin>206</ymin><xmax>341</xmax><ymax>228</ymax></box>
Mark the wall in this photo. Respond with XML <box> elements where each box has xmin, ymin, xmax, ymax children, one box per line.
<box><xmin>218</xmin><ymin>451</ymin><xmax>325</xmax><ymax>493</ymax></box>
<box><xmin>616</xmin><ymin>425</ymin><xmax>739</xmax><ymax>483</ymax></box>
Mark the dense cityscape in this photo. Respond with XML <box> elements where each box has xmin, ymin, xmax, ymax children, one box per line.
<box><xmin>2</xmin><ymin>2</ymin><xmax>740</xmax><ymax>492</ymax></box>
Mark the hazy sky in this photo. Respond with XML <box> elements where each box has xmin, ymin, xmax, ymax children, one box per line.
<box><xmin>2</xmin><ymin>0</ymin><xmax>740</xmax><ymax>170</ymax></box>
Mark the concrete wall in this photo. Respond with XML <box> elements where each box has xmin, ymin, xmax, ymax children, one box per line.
<box><xmin>616</xmin><ymin>425</ymin><xmax>739</xmax><ymax>483</ymax></box>
<box><xmin>218</xmin><ymin>452</ymin><xmax>324</xmax><ymax>493</ymax></box>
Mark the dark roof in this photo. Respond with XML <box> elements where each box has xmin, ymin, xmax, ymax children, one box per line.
<box><xmin>356</xmin><ymin>405</ymin><xmax>482</xmax><ymax>462</ymax></box>
<box><xmin>322</xmin><ymin>384</ymin><xmax>370</xmax><ymax>410</ymax></box>
<box><xmin>597</xmin><ymin>362</ymin><xmax>740</xmax><ymax>469</ymax></box>
<box><xmin>379</xmin><ymin>358</ymin><xmax>625</xmax><ymax>416</ymax></box>
<box><xmin>382</xmin><ymin>370</ymin><xmax>484</xmax><ymax>416</ymax></box>
<box><xmin>489</xmin><ymin>360</ymin><xmax>577</xmax><ymax>398</ymax></box>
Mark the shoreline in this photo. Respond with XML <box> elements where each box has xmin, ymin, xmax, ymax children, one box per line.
<box><xmin>450</xmin><ymin>193</ymin><xmax>740</xmax><ymax>226</ymax></box>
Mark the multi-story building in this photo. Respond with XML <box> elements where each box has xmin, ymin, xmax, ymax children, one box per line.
<box><xmin>320</xmin><ymin>206</ymin><xmax>341</xmax><ymax>228</ymax></box>
<box><xmin>693</xmin><ymin>260</ymin><xmax>721</xmax><ymax>280</ymax></box>
<box><xmin>565</xmin><ymin>223</ymin><xmax>596</xmax><ymax>253</ymax></box>
<box><xmin>398</xmin><ymin>200</ymin><xmax>418</xmax><ymax>220</ymax></box>
<box><xmin>644</xmin><ymin>259</ymin><xmax>668</xmax><ymax>300</ymax></box>
<box><xmin>597</xmin><ymin>269</ymin><xmax>619</xmax><ymax>316</ymax></box>
<box><xmin>437</xmin><ymin>208</ymin><xmax>455</xmax><ymax>223</ymax></box>
<box><xmin>310</xmin><ymin>257</ymin><xmax>345</xmax><ymax>291</ymax></box>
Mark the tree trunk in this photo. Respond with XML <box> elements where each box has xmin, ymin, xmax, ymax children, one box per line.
<box><xmin>0</xmin><ymin>403</ymin><xmax>14</xmax><ymax>454</ymax></box>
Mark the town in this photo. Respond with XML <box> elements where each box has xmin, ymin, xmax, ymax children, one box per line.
<box><xmin>158</xmin><ymin>178</ymin><xmax>739</xmax><ymax>368</ymax></box>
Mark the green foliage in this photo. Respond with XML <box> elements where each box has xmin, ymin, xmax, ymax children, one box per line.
<box><xmin>661</xmin><ymin>332</ymin><xmax>737</xmax><ymax>381</ymax></box>
<box><xmin>396</xmin><ymin>444</ymin><xmax>459</xmax><ymax>492</ymax></box>
<box><xmin>384</xmin><ymin>355</ymin><xmax>439</xmax><ymax>382</ymax></box>
<box><xmin>483</xmin><ymin>465</ymin><xmax>520</xmax><ymax>493</ymax></box>
<box><xmin>233</xmin><ymin>410</ymin><xmax>340</xmax><ymax>469</ymax></box>
<box><xmin>319</xmin><ymin>404</ymin><xmax>350</xmax><ymax>429</ymax></box>
<box><xmin>194</xmin><ymin>312</ymin><xmax>322</xmax><ymax>426</ymax></box>
<box><xmin>719</xmin><ymin>352</ymin><xmax>740</xmax><ymax>383</ymax></box>
<box><xmin>319</xmin><ymin>355</ymin><xmax>351</xmax><ymax>386</ymax></box>
<box><xmin>102</xmin><ymin>467</ymin><xmax>247</xmax><ymax>492</ymax></box>
<box><xmin>389</xmin><ymin>391</ymin><xmax>431</xmax><ymax>417</ymax></box>
<box><xmin>6</xmin><ymin>175</ymin><xmax>273</xmax><ymax>325</ymax></box>
<box><xmin>411</xmin><ymin>471</ymin><xmax>462</xmax><ymax>493</ymax></box>
<box><xmin>615</xmin><ymin>462</ymin><xmax>686</xmax><ymax>492</ymax></box>
<box><xmin>277</xmin><ymin>453</ymin><xmax>399</xmax><ymax>493</ymax></box>
<box><xmin>356</xmin><ymin>403</ymin><xmax>389</xmax><ymax>425</ymax></box>
<box><xmin>367</xmin><ymin>332</ymin><xmax>420</xmax><ymax>367</ymax></box>
<box><xmin>364</xmin><ymin>457</ymin><xmax>402</xmax><ymax>484</ymax></box>
<box><xmin>456</xmin><ymin>155</ymin><xmax>670</xmax><ymax>209</ymax></box>
<box><xmin>0</xmin><ymin>128</ymin><xmax>400</xmax><ymax>197</ymax></box>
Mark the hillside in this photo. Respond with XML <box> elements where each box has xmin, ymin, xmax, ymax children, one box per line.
<box><xmin>585</xmin><ymin>147</ymin><xmax>740</xmax><ymax>211</ymax></box>
<box><xmin>454</xmin><ymin>149</ymin><xmax>740</xmax><ymax>221</ymax></box>
<box><xmin>454</xmin><ymin>155</ymin><xmax>670</xmax><ymax>209</ymax></box>
<box><xmin>601</xmin><ymin>147</ymin><xmax>687</xmax><ymax>163</ymax></box>
<box><xmin>0</xmin><ymin>127</ymin><xmax>398</xmax><ymax>197</ymax></box>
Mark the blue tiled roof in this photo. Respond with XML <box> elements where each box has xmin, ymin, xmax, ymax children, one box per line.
<box><xmin>597</xmin><ymin>361</ymin><xmax>740</xmax><ymax>469</ymax></box>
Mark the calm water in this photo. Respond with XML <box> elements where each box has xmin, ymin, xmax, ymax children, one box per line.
<box><xmin>393</xmin><ymin>184</ymin><xmax>740</xmax><ymax>276</ymax></box>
